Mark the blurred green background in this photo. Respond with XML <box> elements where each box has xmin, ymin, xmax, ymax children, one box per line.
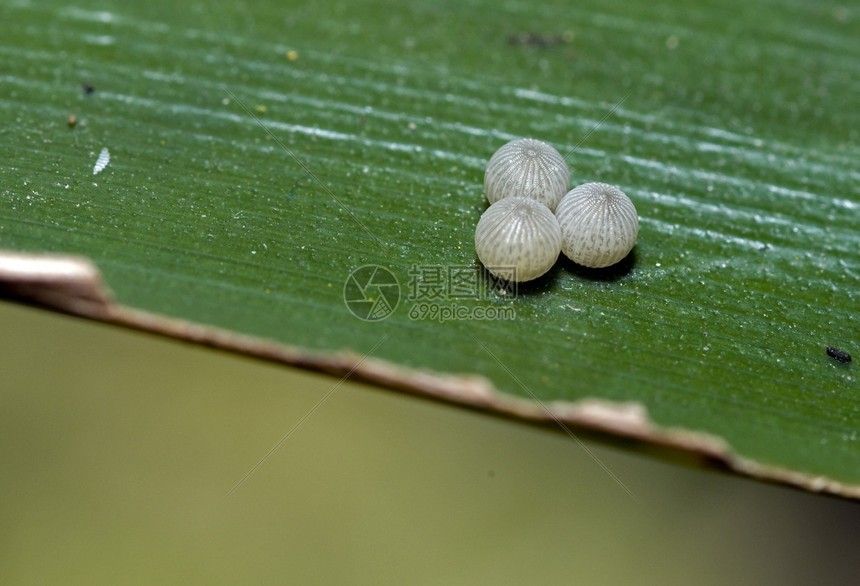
<box><xmin>2</xmin><ymin>300</ymin><xmax>859</xmax><ymax>585</ymax></box>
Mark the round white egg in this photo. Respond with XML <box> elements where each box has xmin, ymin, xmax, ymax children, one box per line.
<box><xmin>555</xmin><ymin>182</ymin><xmax>638</xmax><ymax>268</ymax></box>
<box><xmin>484</xmin><ymin>138</ymin><xmax>570</xmax><ymax>212</ymax></box>
<box><xmin>475</xmin><ymin>197</ymin><xmax>562</xmax><ymax>282</ymax></box>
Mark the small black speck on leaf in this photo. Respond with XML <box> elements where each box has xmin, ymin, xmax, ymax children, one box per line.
<box><xmin>826</xmin><ymin>346</ymin><xmax>851</xmax><ymax>364</ymax></box>
<box><xmin>82</xmin><ymin>83</ymin><xmax>95</xmax><ymax>94</ymax></box>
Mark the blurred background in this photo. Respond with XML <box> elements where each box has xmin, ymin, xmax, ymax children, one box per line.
<box><xmin>2</xmin><ymin>300</ymin><xmax>859</xmax><ymax>585</ymax></box>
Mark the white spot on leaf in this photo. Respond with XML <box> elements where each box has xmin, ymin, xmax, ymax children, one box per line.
<box><xmin>93</xmin><ymin>148</ymin><xmax>110</xmax><ymax>175</ymax></box>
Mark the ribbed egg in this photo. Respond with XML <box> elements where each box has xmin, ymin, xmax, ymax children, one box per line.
<box><xmin>555</xmin><ymin>182</ymin><xmax>638</xmax><ymax>268</ymax></box>
<box><xmin>484</xmin><ymin>138</ymin><xmax>570</xmax><ymax>212</ymax></box>
<box><xmin>475</xmin><ymin>197</ymin><xmax>562</xmax><ymax>282</ymax></box>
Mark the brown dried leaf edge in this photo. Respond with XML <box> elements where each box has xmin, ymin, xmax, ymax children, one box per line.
<box><xmin>1</xmin><ymin>250</ymin><xmax>856</xmax><ymax>499</ymax></box>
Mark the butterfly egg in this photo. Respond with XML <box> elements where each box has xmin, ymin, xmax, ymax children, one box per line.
<box><xmin>555</xmin><ymin>182</ymin><xmax>638</xmax><ymax>268</ymax></box>
<box><xmin>484</xmin><ymin>138</ymin><xmax>570</xmax><ymax>212</ymax></box>
<box><xmin>475</xmin><ymin>197</ymin><xmax>562</xmax><ymax>282</ymax></box>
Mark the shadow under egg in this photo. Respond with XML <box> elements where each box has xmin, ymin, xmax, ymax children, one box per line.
<box><xmin>558</xmin><ymin>248</ymin><xmax>637</xmax><ymax>282</ymax></box>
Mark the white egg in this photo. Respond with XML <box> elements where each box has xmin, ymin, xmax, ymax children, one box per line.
<box><xmin>92</xmin><ymin>147</ymin><xmax>110</xmax><ymax>175</ymax></box>
<box><xmin>484</xmin><ymin>138</ymin><xmax>570</xmax><ymax>212</ymax></box>
<box><xmin>555</xmin><ymin>182</ymin><xmax>638</xmax><ymax>268</ymax></box>
<box><xmin>475</xmin><ymin>197</ymin><xmax>562</xmax><ymax>282</ymax></box>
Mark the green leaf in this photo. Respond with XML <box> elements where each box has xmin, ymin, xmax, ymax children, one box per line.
<box><xmin>1</xmin><ymin>0</ymin><xmax>858</xmax><ymax>495</ymax></box>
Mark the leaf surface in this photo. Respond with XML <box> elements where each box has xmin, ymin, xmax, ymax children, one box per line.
<box><xmin>1</xmin><ymin>0</ymin><xmax>858</xmax><ymax>494</ymax></box>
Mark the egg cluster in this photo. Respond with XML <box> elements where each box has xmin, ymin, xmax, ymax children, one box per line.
<box><xmin>475</xmin><ymin>138</ymin><xmax>638</xmax><ymax>282</ymax></box>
